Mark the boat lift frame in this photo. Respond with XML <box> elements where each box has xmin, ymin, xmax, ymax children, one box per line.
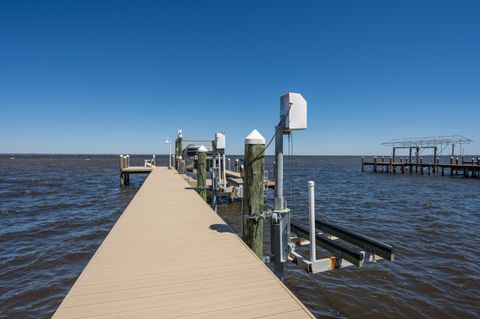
<box><xmin>270</xmin><ymin>93</ymin><xmax>395</xmax><ymax>279</ymax></box>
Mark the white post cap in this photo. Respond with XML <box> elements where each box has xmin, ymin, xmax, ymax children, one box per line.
<box><xmin>198</xmin><ymin>145</ymin><xmax>208</xmax><ymax>152</ymax></box>
<box><xmin>245</xmin><ymin>129</ymin><xmax>265</xmax><ymax>145</ymax></box>
<box><xmin>308</xmin><ymin>181</ymin><xmax>315</xmax><ymax>187</ymax></box>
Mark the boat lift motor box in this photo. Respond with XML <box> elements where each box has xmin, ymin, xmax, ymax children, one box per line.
<box><xmin>280</xmin><ymin>92</ymin><xmax>307</xmax><ymax>130</ymax></box>
<box><xmin>215</xmin><ymin>132</ymin><xmax>226</xmax><ymax>150</ymax></box>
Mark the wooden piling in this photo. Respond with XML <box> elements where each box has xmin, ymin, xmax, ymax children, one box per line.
<box><xmin>415</xmin><ymin>147</ymin><xmax>420</xmax><ymax>174</ymax></box>
<box><xmin>175</xmin><ymin>136</ymin><xmax>182</xmax><ymax>169</ymax></box>
<box><xmin>409</xmin><ymin>147</ymin><xmax>413</xmax><ymax>172</ymax></box>
<box><xmin>126</xmin><ymin>155</ymin><xmax>130</xmax><ymax>185</ymax></box>
<box><xmin>373</xmin><ymin>156</ymin><xmax>377</xmax><ymax>173</ymax></box>
<box><xmin>450</xmin><ymin>157</ymin><xmax>454</xmax><ymax>176</ymax></box>
<box><xmin>196</xmin><ymin>146</ymin><xmax>207</xmax><ymax>201</ymax></box>
<box><xmin>243</xmin><ymin>130</ymin><xmax>265</xmax><ymax>258</ymax></box>
<box><xmin>120</xmin><ymin>155</ymin><xmax>125</xmax><ymax>187</ymax></box>
<box><xmin>361</xmin><ymin>156</ymin><xmax>365</xmax><ymax>172</ymax></box>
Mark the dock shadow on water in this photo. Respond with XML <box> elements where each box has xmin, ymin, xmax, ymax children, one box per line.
<box><xmin>1</xmin><ymin>155</ymin><xmax>479</xmax><ymax>318</ymax></box>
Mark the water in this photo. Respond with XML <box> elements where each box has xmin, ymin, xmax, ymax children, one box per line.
<box><xmin>1</xmin><ymin>155</ymin><xmax>479</xmax><ymax>318</ymax></box>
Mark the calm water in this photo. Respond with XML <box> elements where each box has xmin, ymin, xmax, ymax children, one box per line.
<box><xmin>1</xmin><ymin>155</ymin><xmax>479</xmax><ymax>318</ymax></box>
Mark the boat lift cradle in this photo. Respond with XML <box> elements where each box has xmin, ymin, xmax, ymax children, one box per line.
<box><xmin>268</xmin><ymin>93</ymin><xmax>394</xmax><ymax>278</ymax></box>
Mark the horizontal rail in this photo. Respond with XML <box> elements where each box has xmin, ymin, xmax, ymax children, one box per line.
<box><xmin>315</xmin><ymin>220</ymin><xmax>394</xmax><ymax>261</ymax></box>
<box><xmin>291</xmin><ymin>223</ymin><xmax>365</xmax><ymax>267</ymax></box>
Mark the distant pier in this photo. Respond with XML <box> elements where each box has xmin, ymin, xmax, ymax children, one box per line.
<box><xmin>362</xmin><ymin>156</ymin><xmax>480</xmax><ymax>177</ymax></box>
<box><xmin>362</xmin><ymin>135</ymin><xmax>479</xmax><ymax>178</ymax></box>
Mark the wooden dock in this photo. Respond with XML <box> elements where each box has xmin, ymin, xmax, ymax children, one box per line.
<box><xmin>362</xmin><ymin>157</ymin><xmax>480</xmax><ymax>178</ymax></box>
<box><xmin>54</xmin><ymin>167</ymin><xmax>314</xmax><ymax>318</ymax></box>
<box><xmin>121</xmin><ymin>166</ymin><xmax>154</xmax><ymax>174</ymax></box>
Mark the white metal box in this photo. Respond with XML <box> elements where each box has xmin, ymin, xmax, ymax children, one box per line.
<box><xmin>280</xmin><ymin>92</ymin><xmax>307</xmax><ymax>130</ymax></box>
<box><xmin>215</xmin><ymin>132</ymin><xmax>226</xmax><ymax>150</ymax></box>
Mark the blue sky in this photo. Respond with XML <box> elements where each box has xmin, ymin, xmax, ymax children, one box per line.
<box><xmin>1</xmin><ymin>0</ymin><xmax>479</xmax><ymax>155</ymax></box>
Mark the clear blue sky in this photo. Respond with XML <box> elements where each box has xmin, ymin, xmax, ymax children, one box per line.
<box><xmin>1</xmin><ymin>0</ymin><xmax>479</xmax><ymax>155</ymax></box>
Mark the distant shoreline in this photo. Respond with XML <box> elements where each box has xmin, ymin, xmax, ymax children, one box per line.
<box><xmin>1</xmin><ymin>153</ymin><xmax>478</xmax><ymax>157</ymax></box>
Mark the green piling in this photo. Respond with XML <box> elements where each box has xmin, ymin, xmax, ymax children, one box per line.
<box><xmin>175</xmin><ymin>130</ymin><xmax>183</xmax><ymax>169</ymax></box>
<box><xmin>243</xmin><ymin>129</ymin><xmax>265</xmax><ymax>258</ymax></box>
<box><xmin>197</xmin><ymin>145</ymin><xmax>208</xmax><ymax>201</ymax></box>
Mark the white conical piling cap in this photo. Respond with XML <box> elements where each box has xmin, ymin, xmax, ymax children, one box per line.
<box><xmin>245</xmin><ymin>129</ymin><xmax>265</xmax><ymax>145</ymax></box>
<box><xmin>198</xmin><ymin>145</ymin><xmax>208</xmax><ymax>152</ymax></box>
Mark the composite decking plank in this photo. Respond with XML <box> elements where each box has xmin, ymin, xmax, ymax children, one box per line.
<box><xmin>53</xmin><ymin>167</ymin><xmax>313</xmax><ymax>318</ymax></box>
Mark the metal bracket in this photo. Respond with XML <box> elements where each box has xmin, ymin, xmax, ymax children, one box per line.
<box><xmin>243</xmin><ymin>209</ymin><xmax>275</xmax><ymax>222</ymax></box>
<box><xmin>271</xmin><ymin>208</ymin><xmax>290</xmax><ymax>223</ymax></box>
<box><xmin>243</xmin><ymin>213</ymin><xmax>264</xmax><ymax>222</ymax></box>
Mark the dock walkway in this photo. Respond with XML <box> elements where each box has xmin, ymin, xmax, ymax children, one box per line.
<box><xmin>54</xmin><ymin>167</ymin><xmax>313</xmax><ymax>318</ymax></box>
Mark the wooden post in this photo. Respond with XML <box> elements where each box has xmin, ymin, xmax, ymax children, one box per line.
<box><xmin>477</xmin><ymin>157</ymin><xmax>480</xmax><ymax>178</ymax></box>
<box><xmin>389</xmin><ymin>156</ymin><xmax>392</xmax><ymax>173</ymax></box>
<box><xmin>392</xmin><ymin>147</ymin><xmax>396</xmax><ymax>163</ymax></box>
<box><xmin>433</xmin><ymin>147</ymin><xmax>438</xmax><ymax>173</ymax></box>
<box><xmin>119</xmin><ymin>155</ymin><xmax>125</xmax><ymax>187</ymax></box>
<box><xmin>420</xmin><ymin>157</ymin><xmax>424</xmax><ymax>175</ymax></box>
<box><xmin>175</xmin><ymin>130</ymin><xmax>182</xmax><ymax>169</ymax></box>
<box><xmin>227</xmin><ymin>158</ymin><xmax>231</xmax><ymax>171</ymax></box>
<box><xmin>197</xmin><ymin>146</ymin><xmax>208</xmax><ymax>201</ymax></box>
<box><xmin>456</xmin><ymin>157</ymin><xmax>459</xmax><ymax>175</ymax></box>
<box><xmin>416</xmin><ymin>147</ymin><xmax>420</xmax><ymax>174</ymax></box>
<box><xmin>179</xmin><ymin>159</ymin><xmax>186</xmax><ymax>174</ymax></box>
<box><xmin>243</xmin><ymin>129</ymin><xmax>265</xmax><ymax>258</ymax></box>
<box><xmin>126</xmin><ymin>155</ymin><xmax>130</xmax><ymax>185</ymax></box>
<box><xmin>450</xmin><ymin>157</ymin><xmax>454</xmax><ymax>176</ymax></box>
<box><xmin>409</xmin><ymin>147</ymin><xmax>413</xmax><ymax>172</ymax></box>
<box><xmin>373</xmin><ymin>156</ymin><xmax>377</xmax><ymax>173</ymax></box>
<box><xmin>382</xmin><ymin>156</ymin><xmax>385</xmax><ymax>172</ymax></box>
<box><xmin>361</xmin><ymin>156</ymin><xmax>365</xmax><ymax>172</ymax></box>
<box><xmin>235</xmin><ymin>159</ymin><xmax>240</xmax><ymax>173</ymax></box>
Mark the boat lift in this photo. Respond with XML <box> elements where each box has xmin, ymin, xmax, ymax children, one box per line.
<box><xmin>269</xmin><ymin>93</ymin><xmax>394</xmax><ymax>280</ymax></box>
<box><xmin>175</xmin><ymin>129</ymin><xmax>231</xmax><ymax>210</ymax></box>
